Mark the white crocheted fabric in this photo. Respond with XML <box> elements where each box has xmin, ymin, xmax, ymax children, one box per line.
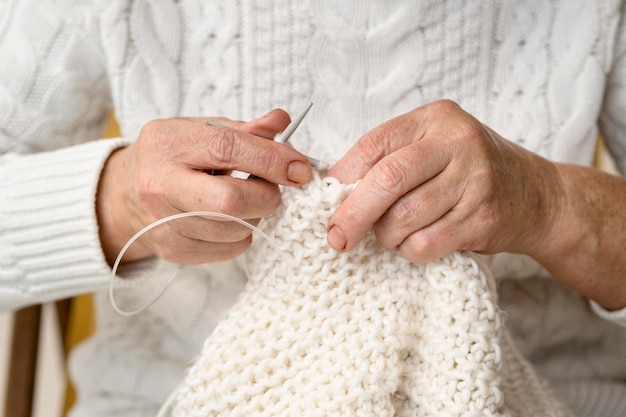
<box><xmin>172</xmin><ymin>171</ymin><xmax>572</xmax><ymax>417</ymax></box>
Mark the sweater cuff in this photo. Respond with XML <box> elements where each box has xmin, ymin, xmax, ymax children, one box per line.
<box><xmin>590</xmin><ymin>299</ymin><xmax>626</xmax><ymax>328</ymax></box>
<box><xmin>0</xmin><ymin>138</ymin><xmax>130</xmax><ymax>309</ymax></box>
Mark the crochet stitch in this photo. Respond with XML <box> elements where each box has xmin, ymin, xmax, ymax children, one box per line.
<box><xmin>172</xmin><ymin>171</ymin><xmax>572</xmax><ymax>417</ymax></box>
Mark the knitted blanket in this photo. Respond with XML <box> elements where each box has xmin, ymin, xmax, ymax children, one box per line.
<box><xmin>172</xmin><ymin>172</ymin><xmax>572</xmax><ymax>417</ymax></box>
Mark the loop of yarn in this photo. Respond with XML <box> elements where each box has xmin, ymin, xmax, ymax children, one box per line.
<box><xmin>172</xmin><ymin>171</ymin><xmax>572</xmax><ymax>417</ymax></box>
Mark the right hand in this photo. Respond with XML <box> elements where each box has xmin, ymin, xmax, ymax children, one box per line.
<box><xmin>96</xmin><ymin>109</ymin><xmax>312</xmax><ymax>266</ymax></box>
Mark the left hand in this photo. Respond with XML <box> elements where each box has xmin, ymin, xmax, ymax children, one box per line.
<box><xmin>326</xmin><ymin>99</ymin><xmax>563</xmax><ymax>264</ymax></box>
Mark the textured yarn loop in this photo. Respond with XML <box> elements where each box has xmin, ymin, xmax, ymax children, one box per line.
<box><xmin>172</xmin><ymin>171</ymin><xmax>573</xmax><ymax>417</ymax></box>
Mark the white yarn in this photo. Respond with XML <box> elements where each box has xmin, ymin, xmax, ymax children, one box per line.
<box><xmin>171</xmin><ymin>171</ymin><xmax>573</xmax><ymax>417</ymax></box>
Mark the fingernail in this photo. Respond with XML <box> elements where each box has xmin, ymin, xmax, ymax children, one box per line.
<box><xmin>287</xmin><ymin>161</ymin><xmax>311</xmax><ymax>184</ymax></box>
<box><xmin>327</xmin><ymin>224</ymin><xmax>347</xmax><ymax>251</ymax></box>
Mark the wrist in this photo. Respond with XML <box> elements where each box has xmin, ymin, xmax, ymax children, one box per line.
<box><xmin>496</xmin><ymin>142</ymin><xmax>566</xmax><ymax>260</ymax></box>
<box><xmin>526</xmin><ymin>162</ymin><xmax>626</xmax><ymax>310</ymax></box>
<box><xmin>96</xmin><ymin>146</ymin><xmax>149</xmax><ymax>265</ymax></box>
<box><xmin>521</xmin><ymin>158</ymin><xmax>568</xmax><ymax>259</ymax></box>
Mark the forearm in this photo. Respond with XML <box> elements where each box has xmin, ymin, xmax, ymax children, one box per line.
<box><xmin>530</xmin><ymin>162</ymin><xmax>626</xmax><ymax>310</ymax></box>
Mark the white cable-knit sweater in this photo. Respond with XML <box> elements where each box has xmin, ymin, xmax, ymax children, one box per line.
<box><xmin>1</xmin><ymin>1</ymin><xmax>626</xmax><ymax>416</ymax></box>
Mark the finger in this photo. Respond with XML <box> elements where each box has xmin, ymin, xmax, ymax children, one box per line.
<box><xmin>168</xmin><ymin>169</ymin><xmax>282</xmax><ymax>220</ymax></box>
<box><xmin>373</xmin><ymin>170</ymin><xmax>461</xmax><ymax>250</ymax></box>
<box><xmin>397</xmin><ymin>178</ymin><xmax>491</xmax><ymax>263</ymax></box>
<box><xmin>327</xmin><ymin>112</ymin><xmax>427</xmax><ymax>184</ymax></box>
<box><xmin>153</xmin><ymin>233</ymin><xmax>254</xmax><ymax>266</ymax></box>
<box><xmin>142</xmin><ymin>214</ymin><xmax>259</xmax><ymax>247</ymax></box>
<box><xmin>398</xmin><ymin>209</ymin><xmax>467</xmax><ymax>264</ymax></box>
<box><xmin>170</xmin><ymin>215</ymin><xmax>259</xmax><ymax>243</ymax></box>
<box><xmin>327</xmin><ymin>139</ymin><xmax>450</xmax><ymax>252</ymax></box>
<box><xmin>196</xmin><ymin>120</ymin><xmax>311</xmax><ymax>185</ymax></box>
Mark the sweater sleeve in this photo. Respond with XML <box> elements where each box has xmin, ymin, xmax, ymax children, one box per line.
<box><xmin>0</xmin><ymin>0</ymin><xmax>131</xmax><ymax>310</ymax></box>
<box><xmin>0</xmin><ymin>139</ymin><xmax>130</xmax><ymax>310</ymax></box>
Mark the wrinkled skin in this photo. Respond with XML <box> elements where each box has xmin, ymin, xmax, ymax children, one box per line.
<box><xmin>96</xmin><ymin>109</ymin><xmax>311</xmax><ymax>265</ymax></box>
<box><xmin>327</xmin><ymin>100</ymin><xmax>626</xmax><ymax>310</ymax></box>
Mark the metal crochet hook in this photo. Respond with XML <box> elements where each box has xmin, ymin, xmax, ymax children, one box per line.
<box><xmin>205</xmin><ymin>102</ymin><xmax>328</xmax><ymax>170</ymax></box>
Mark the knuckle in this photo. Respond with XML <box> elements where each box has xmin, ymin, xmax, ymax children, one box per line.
<box><xmin>137</xmin><ymin>118</ymin><xmax>187</xmax><ymax>159</ymax></box>
<box><xmin>262</xmin><ymin>150</ymin><xmax>282</xmax><ymax>176</ymax></box>
<box><xmin>405</xmin><ymin>234</ymin><xmax>433</xmax><ymax>256</ymax></box>
<box><xmin>400</xmin><ymin>231</ymin><xmax>446</xmax><ymax>263</ymax></box>
<box><xmin>434</xmin><ymin>98</ymin><xmax>460</xmax><ymax>110</ymax></box>
<box><xmin>392</xmin><ymin>197</ymin><xmax>418</xmax><ymax>226</ymax></box>
<box><xmin>426</xmin><ymin>99</ymin><xmax>486</xmax><ymax>144</ymax></box>
<box><xmin>358</xmin><ymin>128</ymin><xmax>390</xmax><ymax>165</ymax></box>
<box><xmin>374</xmin><ymin>201</ymin><xmax>417</xmax><ymax>250</ymax></box>
<box><xmin>140</xmin><ymin>118</ymin><xmax>163</xmax><ymax>136</ymax></box>
<box><xmin>374</xmin><ymin>158</ymin><xmax>411</xmax><ymax>196</ymax></box>
<box><xmin>456</xmin><ymin>119</ymin><xmax>485</xmax><ymax>142</ymax></box>
<box><xmin>211</xmin><ymin>130</ymin><xmax>237</xmax><ymax>165</ymax></box>
<box><xmin>428</xmin><ymin>99</ymin><xmax>461</xmax><ymax>116</ymax></box>
<box><xmin>434</xmin><ymin>110</ymin><xmax>480</xmax><ymax>143</ymax></box>
<box><xmin>400</xmin><ymin>224</ymin><xmax>459</xmax><ymax>263</ymax></box>
<box><xmin>214</xmin><ymin>183</ymin><xmax>246</xmax><ymax>217</ymax></box>
<box><xmin>139</xmin><ymin>118</ymin><xmax>172</xmax><ymax>146</ymax></box>
<box><xmin>364</xmin><ymin>129</ymin><xmax>386</xmax><ymax>154</ymax></box>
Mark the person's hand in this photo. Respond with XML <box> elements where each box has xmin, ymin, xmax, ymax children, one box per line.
<box><xmin>97</xmin><ymin>109</ymin><xmax>312</xmax><ymax>266</ymax></box>
<box><xmin>326</xmin><ymin>99</ymin><xmax>563</xmax><ymax>264</ymax></box>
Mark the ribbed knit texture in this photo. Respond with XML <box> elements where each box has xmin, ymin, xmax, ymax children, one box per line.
<box><xmin>0</xmin><ymin>139</ymin><xmax>129</xmax><ymax>308</ymax></box>
<box><xmin>172</xmin><ymin>172</ymin><xmax>572</xmax><ymax>417</ymax></box>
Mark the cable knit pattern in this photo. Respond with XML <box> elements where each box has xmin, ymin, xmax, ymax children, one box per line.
<box><xmin>100</xmin><ymin>0</ymin><xmax>183</xmax><ymax>138</ymax></box>
<box><xmin>0</xmin><ymin>0</ymin><xmax>109</xmax><ymax>153</ymax></box>
<box><xmin>172</xmin><ymin>171</ymin><xmax>571</xmax><ymax>417</ymax></box>
<box><xmin>490</xmin><ymin>1</ymin><xmax>618</xmax><ymax>164</ymax></box>
<box><xmin>301</xmin><ymin>2</ymin><xmax>497</xmax><ymax>163</ymax></box>
<box><xmin>181</xmin><ymin>1</ymin><xmax>243</xmax><ymax>118</ymax></box>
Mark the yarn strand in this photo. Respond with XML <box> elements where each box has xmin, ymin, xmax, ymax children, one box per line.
<box><xmin>109</xmin><ymin>211</ymin><xmax>282</xmax><ymax>316</ymax></box>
